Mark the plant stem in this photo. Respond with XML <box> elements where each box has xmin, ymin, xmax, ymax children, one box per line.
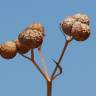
<box><xmin>32</xmin><ymin>59</ymin><xmax>50</xmax><ymax>81</ymax></box>
<box><xmin>51</xmin><ymin>37</ymin><xmax>72</xmax><ymax>80</ymax></box>
<box><xmin>20</xmin><ymin>54</ymin><xmax>49</xmax><ymax>81</ymax></box>
<box><xmin>47</xmin><ymin>81</ymin><xmax>52</xmax><ymax>96</ymax></box>
<box><xmin>38</xmin><ymin>48</ymin><xmax>50</xmax><ymax>81</ymax></box>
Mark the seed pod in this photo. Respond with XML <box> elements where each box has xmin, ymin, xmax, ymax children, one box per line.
<box><xmin>60</xmin><ymin>16</ymin><xmax>76</xmax><ymax>36</ymax></box>
<box><xmin>14</xmin><ymin>39</ymin><xmax>30</xmax><ymax>54</ymax></box>
<box><xmin>73</xmin><ymin>13</ymin><xmax>90</xmax><ymax>25</ymax></box>
<box><xmin>28</xmin><ymin>23</ymin><xmax>45</xmax><ymax>36</ymax></box>
<box><xmin>18</xmin><ymin>29</ymin><xmax>44</xmax><ymax>48</ymax></box>
<box><xmin>71</xmin><ymin>21</ymin><xmax>90</xmax><ymax>41</ymax></box>
<box><xmin>0</xmin><ymin>41</ymin><xmax>17</xmax><ymax>59</ymax></box>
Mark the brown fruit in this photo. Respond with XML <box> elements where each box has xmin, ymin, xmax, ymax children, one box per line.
<box><xmin>73</xmin><ymin>13</ymin><xmax>90</xmax><ymax>25</ymax></box>
<box><xmin>71</xmin><ymin>22</ymin><xmax>90</xmax><ymax>41</ymax></box>
<box><xmin>0</xmin><ymin>41</ymin><xmax>17</xmax><ymax>59</ymax></box>
<box><xmin>28</xmin><ymin>23</ymin><xmax>45</xmax><ymax>36</ymax></box>
<box><xmin>18</xmin><ymin>29</ymin><xmax>44</xmax><ymax>48</ymax></box>
<box><xmin>60</xmin><ymin>16</ymin><xmax>76</xmax><ymax>36</ymax></box>
<box><xmin>14</xmin><ymin>39</ymin><xmax>30</xmax><ymax>54</ymax></box>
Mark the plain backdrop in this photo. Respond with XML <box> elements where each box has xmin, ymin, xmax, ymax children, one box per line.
<box><xmin>0</xmin><ymin>0</ymin><xmax>96</xmax><ymax>96</ymax></box>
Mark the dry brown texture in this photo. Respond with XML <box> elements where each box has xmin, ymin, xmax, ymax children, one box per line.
<box><xmin>28</xmin><ymin>23</ymin><xmax>45</xmax><ymax>36</ymax></box>
<box><xmin>60</xmin><ymin>16</ymin><xmax>76</xmax><ymax>36</ymax></box>
<box><xmin>73</xmin><ymin>13</ymin><xmax>90</xmax><ymax>25</ymax></box>
<box><xmin>60</xmin><ymin>13</ymin><xmax>90</xmax><ymax>41</ymax></box>
<box><xmin>71</xmin><ymin>22</ymin><xmax>90</xmax><ymax>41</ymax></box>
<box><xmin>14</xmin><ymin>39</ymin><xmax>30</xmax><ymax>54</ymax></box>
<box><xmin>18</xmin><ymin>29</ymin><xmax>44</xmax><ymax>48</ymax></box>
<box><xmin>0</xmin><ymin>41</ymin><xmax>17</xmax><ymax>59</ymax></box>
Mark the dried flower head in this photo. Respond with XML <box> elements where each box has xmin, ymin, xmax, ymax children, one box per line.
<box><xmin>18</xmin><ymin>28</ymin><xmax>44</xmax><ymax>48</ymax></box>
<box><xmin>0</xmin><ymin>41</ymin><xmax>17</xmax><ymax>59</ymax></box>
<box><xmin>14</xmin><ymin>39</ymin><xmax>30</xmax><ymax>54</ymax></box>
<box><xmin>71</xmin><ymin>21</ymin><xmax>90</xmax><ymax>41</ymax></box>
<box><xmin>60</xmin><ymin>16</ymin><xmax>76</xmax><ymax>36</ymax></box>
<box><xmin>28</xmin><ymin>23</ymin><xmax>45</xmax><ymax>36</ymax></box>
<box><xmin>73</xmin><ymin>13</ymin><xmax>90</xmax><ymax>25</ymax></box>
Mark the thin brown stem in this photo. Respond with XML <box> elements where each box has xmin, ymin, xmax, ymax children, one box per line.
<box><xmin>20</xmin><ymin>53</ymin><xmax>50</xmax><ymax>81</ymax></box>
<box><xmin>32</xmin><ymin>59</ymin><xmax>50</xmax><ymax>81</ymax></box>
<box><xmin>47</xmin><ymin>81</ymin><xmax>52</xmax><ymax>96</ymax></box>
<box><xmin>51</xmin><ymin>38</ymin><xmax>72</xmax><ymax>80</ymax></box>
<box><xmin>51</xmin><ymin>59</ymin><xmax>62</xmax><ymax>80</ymax></box>
<box><xmin>38</xmin><ymin>48</ymin><xmax>50</xmax><ymax>80</ymax></box>
<box><xmin>31</xmin><ymin>49</ymin><xmax>34</xmax><ymax>60</ymax></box>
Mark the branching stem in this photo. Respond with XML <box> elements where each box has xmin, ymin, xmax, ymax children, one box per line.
<box><xmin>51</xmin><ymin>37</ymin><xmax>73</xmax><ymax>80</ymax></box>
<box><xmin>38</xmin><ymin>47</ymin><xmax>50</xmax><ymax>81</ymax></box>
<box><xmin>20</xmin><ymin>53</ymin><xmax>50</xmax><ymax>81</ymax></box>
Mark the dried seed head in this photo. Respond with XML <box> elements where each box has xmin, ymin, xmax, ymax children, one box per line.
<box><xmin>18</xmin><ymin>29</ymin><xmax>44</xmax><ymax>48</ymax></box>
<box><xmin>71</xmin><ymin>21</ymin><xmax>90</xmax><ymax>41</ymax></box>
<box><xmin>14</xmin><ymin>39</ymin><xmax>30</xmax><ymax>54</ymax></box>
<box><xmin>60</xmin><ymin>16</ymin><xmax>76</xmax><ymax>36</ymax></box>
<box><xmin>73</xmin><ymin>13</ymin><xmax>90</xmax><ymax>25</ymax></box>
<box><xmin>28</xmin><ymin>23</ymin><xmax>45</xmax><ymax>36</ymax></box>
<box><xmin>0</xmin><ymin>41</ymin><xmax>17</xmax><ymax>59</ymax></box>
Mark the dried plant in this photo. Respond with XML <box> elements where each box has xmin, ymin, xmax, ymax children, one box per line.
<box><xmin>0</xmin><ymin>13</ymin><xmax>91</xmax><ymax>96</ymax></box>
<box><xmin>0</xmin><ymin>41</ymin><xmax>17</xmax><ymax>59</ymax></box>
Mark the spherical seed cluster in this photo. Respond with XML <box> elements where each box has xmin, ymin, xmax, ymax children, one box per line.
<box><xmin>73</xmin><ymin>13</ymin><xmax>90</xmax><ymax>25</ymax></box>
<box><xmin>0</xmin><ymin>23</ymin><xmax>45</xmax><ymax>59</ymax></box>
<box><xmin>28</xmin><ymin>23</ymin><xmax>45</xmax><ymax>36</ymax></box>
<box><xmin>18</xmin><ymin>28</ymin><xmax>44</xmax><ymax>48</ymax></box>
<box><xmin>71</xmin><ymin>22</ymin><xmax>90</xmax><ymax>41</ymax></box>
<box><xmin>14</xmin><ymin>39</ymin><xmax>30</xmax><ymax>54</ymax></box>
<box><xmin>60</xmin><ymin>13</ymin><xmax>90</xmax><ymax>41</ymax></box>
<box><xmin>0</xmin><ymin>41</ymin><xmax>17</xmax><ymax>59</ymax></box>
<box><xmin>30</xmin><ymin>30</ymin><xmax>43</xmax><ymax>48</ymax></box>
<box><xmin>60</xmin><ymin>16</ymin><xmax>76</xmax><ymax>36</ymax></box>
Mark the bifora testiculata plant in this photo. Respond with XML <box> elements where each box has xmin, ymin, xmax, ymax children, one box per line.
<box><xmin>0</xmin><ymin>13</ymin><xmax>90</xmax><ymax>96</ymax></box>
